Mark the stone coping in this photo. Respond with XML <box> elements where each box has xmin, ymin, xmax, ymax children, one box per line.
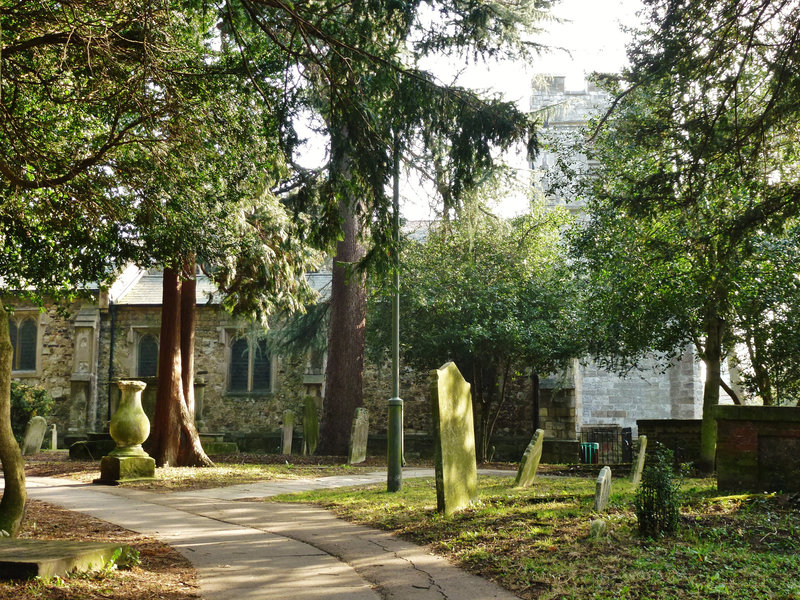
<box><xmin>713</xmin><ymin>405</ymin><xmax>800</xmax><ymax>423</ymax></box>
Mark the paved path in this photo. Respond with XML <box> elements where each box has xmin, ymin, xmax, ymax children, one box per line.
<box><xmin>26</xmin><ymin>469</ymin><xmax>520</xmax><ymax>600</ymax></box>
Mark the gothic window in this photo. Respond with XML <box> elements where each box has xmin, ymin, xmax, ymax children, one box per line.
<box><xmin>228</xmin><ymin>337</ymin><xmax>271</xmax><ymax>393</ymax></box>
<box><xmin>9</xmin><ymin>316</ymin><xmax>37</xmax><ymax>371</ymax></box>
<box><xmin>137</xmin><ymin>334</ymin><xmax>159</xmax><ymax>377</ymax></box>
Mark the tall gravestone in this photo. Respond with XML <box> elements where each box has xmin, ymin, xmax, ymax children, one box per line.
<box><xmin>21</xmin><ymin>416</ymin><xmax>48</xmax><ymax>456</ymax></box>
<box><xmin>282</xmin><ymin>411</ymin><xmax>294</xmax><ymax>455</ymax></box>
<box><xmin>630</xmin><ymin>435</ymin><xmax>648</xmax><ymax>486</ymax></box>
<box><xmin>593</xmin><ymin>466</ymin><xmax>612</xmax><ymax>512</ymax></box>
<box><xmin>347</xmin><ymin>407</ymin><xmax>369</xmax><ymax>465</ymax></box>
<box><xmin>514</xmin><ymin>429</ymin><xmax>545</xmax><ymax>488</ymax></box>
<box><xmin>431</xmin><ymin>362</ymin><xmax>478</xmax><ymax>515</ymax></box>
<box><xmin>303</xmin><ymin>396</ymin><xmax>319</xmax><ymax>455</ymax></box>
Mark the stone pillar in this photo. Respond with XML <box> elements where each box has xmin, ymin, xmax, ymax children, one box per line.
<box><xmin>70</xmin><ymin>307</ymin><xmax>101</xmax><ymax>433</ymax></box>
<box><xmin>194</xmin><ymin>371</ymin><xmax>207</xmax><ymax>432</ymax></box>
<box><xmin>539</xmin><ymin>359</ymin><xmax>582</xmax><ymax>441</ymax></box>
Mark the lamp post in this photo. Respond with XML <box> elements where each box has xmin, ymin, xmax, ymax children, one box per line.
<box><xmin>387</xmin><ymin>136</ymin><xmax>403</xmax><ymax>492</ymax></box>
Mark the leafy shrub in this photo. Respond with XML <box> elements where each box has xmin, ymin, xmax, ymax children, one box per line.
<box><xmin>10</xmin><ymin>382</ymin><xmax>54</xmax><ymax>443</ymax></box>
<box><xmin>634</xmin><ymin>444</ymin><xmax>681</xmax><ymax>536</ymax></box>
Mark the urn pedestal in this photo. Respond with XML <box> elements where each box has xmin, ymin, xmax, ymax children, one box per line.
<box><xmin>94</xmin><ymin>380</ymin><xmax>155</xmax><ymax>485</ymax></box>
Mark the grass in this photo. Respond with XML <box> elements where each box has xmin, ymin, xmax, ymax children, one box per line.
<box><xmin>269</xmin><ymin>475</ymin><xmax>800</xmax><ymax>600</ymax></box>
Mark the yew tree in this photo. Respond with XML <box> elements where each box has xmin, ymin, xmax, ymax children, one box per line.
<box><xmin>223</xmin><ymin>0</ymin><xmax>550</xmax><ymax>454</ymax></box>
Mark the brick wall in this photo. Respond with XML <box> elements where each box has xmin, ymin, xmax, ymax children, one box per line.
<box><xmin>636</xmin><ymin>419</ymin><xmax>702</xmax><ymax>466</ymax></box>
<box><xmin>715</xmin><ymin>405</ymin><xmax>800</xmax><ymax>492</ymax></box>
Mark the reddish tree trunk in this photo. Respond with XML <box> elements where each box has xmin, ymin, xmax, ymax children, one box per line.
<box><xmin>150</xmin><ymin>266</ymin><xmax>212</xmax><ymax>467</ymax></box>
<box><xmin>317</xmin><ymin>201</ymin><xmax>366</xmax><ymax>456</ymax></box>
<box><xmin>0</xmin><ymin>309</ymin><xmax>26</xmax><ymax>537</ymax></box>
<box><xmin>180</xmin><ymin>264</ymin><xmax>196</xmax><ymax>417</ymax></box>
<box><xmin>177</xmin><ymin>268</ymin><xmax>211</xmax><ymax>467</ymax></box>
<box><xmin>151</xmin><ymin>268</ymin><xmax>184</xmax><ymax>467</ymax></box>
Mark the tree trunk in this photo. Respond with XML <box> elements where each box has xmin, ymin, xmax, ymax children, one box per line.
<box><xmin>150</xmin><ymin>268</ymin><xmax>184</xmax><ymax>467</ymax></box>
<box><xmin>317</xmin><ymin>200</ymin><xmax>366</xmax><ymax>456</ymax></box>
<box><xmin>531</xmin><ymin>372</ymin><xmax>541</xmax><ymax>432</ymax></box>
<box><xmin>177</xmin><ymin>269</ymin><xmax>212</xmax><ymax>467</ymax></box>
<box><xmin>0</xmin><ymin>309</ymin><xmax>26</xmax><ymax>537</ymax></box>
<box><xmin>699</xmin><ymin>313</ymin><xmax>724</xmax><ymax>474</ymax></box>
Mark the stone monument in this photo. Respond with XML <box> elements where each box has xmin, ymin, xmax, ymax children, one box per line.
<box><xmin>95</xmin><ymin>380</ymin><xmax>155</xmax><ymax>484</ymax></box>
<box><xmin>430</xmin><ymin>361</ymin><xmax>478</xmax><ymax>515</ymax></box>
<box><xmin>347</xmin><ymin>407</ymin><xmax>369</xmax><ymax>465</ymax></box>
<box><xmin>282</xmin><ymin>411</ymin><xmax>294</xmax><ymax>455</ymax></box>
<box><xmin>303</xmin><ymin>396</ymin><xmax>319</xmax><ymax>455</ymax></box>
<box><xmin>514</xmin><ymin>429</ymin><xmax>545</xmax><ymax>488</ymax></box>
<box><xmin>21</xmin><ymin>416</ymin><xmax>48</xmax><ymax>456</ymax></box>
<box><xmin>593</xmin><ymin>466</ymin><xmax>612</xmax><ymax>512</ymax></box>
<box><xmin>630</xmin><ymin>435</ymin><xmax>648</xmax><ymax>486</ymax></box>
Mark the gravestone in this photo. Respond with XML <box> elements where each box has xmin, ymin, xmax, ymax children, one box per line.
<box><xmin>347</xmin><ymin>408</ymin><xmax>369</xmax><ymax>465</ymax></box>
<box><xmin>593</xmin><ymin>466</ymin><xmax>612</xmax><ymax>512</ymax></box>
<box><xmin>430</xmin><ymin>361</ymin><xmax>478</xmax><ymax>515</ymax></box>
<box><xmin>281</xmin><ymin>411</ymin><xmax>294</xmax><ymax>455</ymax></box>
<box><xmin>304</xmin><ymin>396</ymin><xmax>319</xmax><ymax>455</ymax></box>
<box><xmin>21</xmin><ymin>416</ymin><xmax>48</xmax><ymax>456</ymax></box>
<box><xmin>514</xmin><ymin>429</ymin><xmax>545</xmax><ymax>488</ymax></box>
<box><xmin>630</xmin><ymin>435</ymin><xmax>648</xmax><ymax>486</ymax></box>
<box><xmin>50</xmin><ymin>424</ymin><xmax>57</xmax><ymax>450</ymax></box>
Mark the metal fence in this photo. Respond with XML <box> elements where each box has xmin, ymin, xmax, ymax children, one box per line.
<box><xmin>580</xmin><ymin>426</ymin><xmax>633</xmax><ymax>464</ymax></box>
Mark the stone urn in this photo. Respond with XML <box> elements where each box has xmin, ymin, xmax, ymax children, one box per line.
<box><xmin>109</xmin><ymin>380</ymin><xmax>150</xmax><ymax>457</ymax></box>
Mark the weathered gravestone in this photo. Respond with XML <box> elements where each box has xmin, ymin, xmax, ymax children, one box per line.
<box><xmin>430</xmin><ymin>362</ymin><xmax>478</xmax><ymax>515</ymax></box>
<box><xmin>21</xmin><ymin>416</ymin><xmax>48</xmax><ymax>456</ymax></box>
<box><xmin>630</xmin><ymin>435</ymin><xmax>648</xmax><ymax>486</ymax></box>
<box><xmin>514</xmin><ymin>429</ymin><xmax>545</xmax><ymax>488</ymax></box>
<box><xmin>303</xmin><ymin>396</ymin><xmax>319</xmax><ymax>455</ymax></box>
<box><xmin>347</xmin><ymin>407</ymin><xmax>369</xmax><ymax>465</ymax></box>
<box><xmin>281</xmin><ymin>411</ymin><xmax>294</xmax><ymax>455</ymax></box>
<box><xmin>593</xmin><ymin>466</ymin><xmax>612</xmax><ymax>512</ymax></box>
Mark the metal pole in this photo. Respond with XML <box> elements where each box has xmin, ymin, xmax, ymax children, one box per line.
<box><xmin>387</xmin><ymin>135</ymin><xmax>403</xmax><ymax>492</ymax></box>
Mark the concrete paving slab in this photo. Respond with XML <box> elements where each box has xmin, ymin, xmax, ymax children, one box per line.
<box><xmin>22</xmin><ymin>469</ymin><xmax>521</xmax><ymax>600</ymax></box>
<box><xmin>0</xmin><ymin>539</ymin><xmax>123</xmax><ymax>579</ymax></box>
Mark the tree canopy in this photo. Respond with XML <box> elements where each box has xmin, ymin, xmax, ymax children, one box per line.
<box><xmin>368</xmin><ymin>203</ymin><xmax>584</xmax><ymax>461</ymax></box>
<box><xmin>574</xmin><ymin>0</ymin><xmax>800</xmax><ymax>471</ymax></box>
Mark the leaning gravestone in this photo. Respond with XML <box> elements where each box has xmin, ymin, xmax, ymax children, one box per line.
<box><xmin>514</xmin><ymin>429</ymin><xmax>545</xmax><ymax>488</ymax></box>
<box><xmin>21</xmin><ymin>416</ymin><xmax>48</xmax><ymax>456</ymax></box>
<box><xmin>281</xmin><ymin>411</ymin><xmax>294</xmax><ymax>455</ymax></box>
<box><xmin>303</xmin><ymin>396</ymin><xmax>319</xmax><ymax>455</ymax></box>
<box><xmin>347</xmin><ymin>408</ymin><xmax>369</xmax><ymax>465</ymax></box>
<box><xmin>630</xmin><ymin>435</ymin><xmax>648</xmax><ymax>486</ymax></box>
<box><xmin>593</xmin><ymin>466</ymin><xmax>612</xmax><ymax>512</ymax></box>
<box><xmin>431</xmin><ymin>361</ymin><xmax>478</xmax><ymax>515</ymax></box>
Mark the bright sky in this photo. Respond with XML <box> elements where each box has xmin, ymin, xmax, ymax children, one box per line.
<box><xmin>294</xmin><ymin>0</ymin><xmax>645</xmax><ymax>219</ymax></box>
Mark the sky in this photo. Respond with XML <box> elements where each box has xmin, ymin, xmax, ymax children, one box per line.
<box><xmin>406</xmin><ymin>0</ymin><xmax>645</xmax><ymax>219</ymax></box>
<box><xmin>295</xmin><ymin>0</ymin><xmax>645</xmax><ymax>219</ymax></box>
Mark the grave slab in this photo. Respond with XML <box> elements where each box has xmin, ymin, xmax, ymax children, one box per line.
<box><xmin>593</xmin><ymin>466</ymin><xmax>612</xmax><ymax>512</ymax></box>
<box><xmin>0</xmin><ymin>540</ymin><xmax>123</xmax><ymax>580</ymax></box>
<box><xmin>430</xmin><ymin>361</ymin><xmax>478</xmax><ymax>515</ymax></box>
<box><xmin>514</xmin><ymin>429</ymin><xmax>545</xmax><ymax>488</ymax></box>
<box><xmin>630</xmin><ymin>435</ymin><xmax>648</xmax><ymax>486</ymax></box>
<box><xmin>347</xmin><ymin>408</ymin><xmax>369</xmax><ymax>465</ymax></box>
<box><xmin>21</xmin><ymin>416</ymin><xmax>47</xmax><ymax>456</ymax></box>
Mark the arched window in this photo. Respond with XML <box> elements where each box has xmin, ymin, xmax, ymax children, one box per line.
<box><xmin>251</xmin><ymin>339</ymin><xmax>271</xmax><ymax>392</ymax></box>
<box><xmin>9</xmin><ymin>317</ymin><xmax>37</xmax><ymax>371</ymax></box>
<box><xmin>137</xmin><ymin>334</ymin><xmax>159</xmax><ymax>377</ymax></box>
<box><xmin>229</xmin><ymin>338</ymin><xmax>250</xmax><ymax>392</ymax></box>
<box><xmin>228</xmin><ymin>337</ymin><xmax>271</xmax><ymax>393</ymax></box>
